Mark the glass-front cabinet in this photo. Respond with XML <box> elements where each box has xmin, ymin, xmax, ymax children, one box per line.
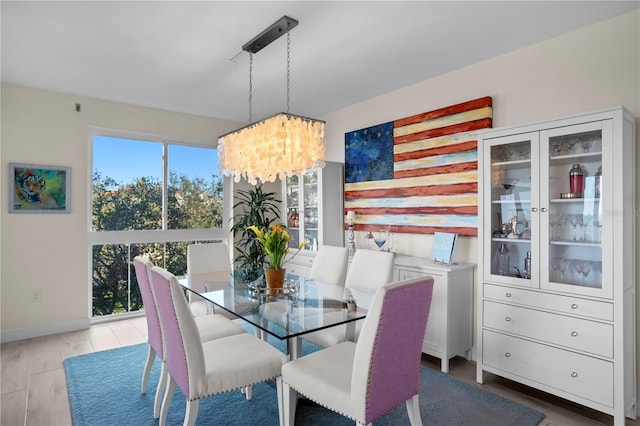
<box><xmin>477</xmin><ymin>107</ymin><xmax>636</xmax><ymax>425</ymax></box>
<box><xmin>284</xmin><ymin>172</ymin><xmax>319</xmax><ymax>250</ymax></box>
<box><xmin>484</xmin><ymin>121</ymin><xmax>609</xmax><ymax>297</ymax></box>
<box><xmin>283</xmin><ymin>161</ymin><xmax>344</xmax><ymax>255</ymax></box>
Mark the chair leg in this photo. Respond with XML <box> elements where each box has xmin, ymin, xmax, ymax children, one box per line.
<box><xmin>245</xmin><ymin>385</ymin><xmax>252</xmax><ymax>400</ymax></box>
<box><xmin>141</xmin><ymin>345</ymin><xmax>156</xmax><ymax>394</ymax></box>
<box><xmin>406</xmin><ymin>394</ymin><xmax>422</xmax><ymax>426</ymax></box>
<box><xmin>184</xmin><ymin>399</ymin><xmax>200</xmax><ymax>426</ymax></box>
<box><xmin>283</xmin><ymin>382</ymin><xmax>298</xmax><ymax>426</ymax></box>
<box><xmin>276</xmin><ymin>377</ymin><xmax>284</xmax><ymax>426</ymax></box>
<box><xmin>154</xmin><ymin>361</ymin><xmax>168</xmax><ymax>418</ymax></box>
<box><xmin>160</xmin><ymin>376</ymin><xmax>177</xmax><ymax>426</ymax></box>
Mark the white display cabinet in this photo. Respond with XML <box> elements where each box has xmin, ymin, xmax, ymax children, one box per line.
<box><xmin>282</xmin><ymin>161</ymin><xmax>344</xmax><ymax>269</ymax></box>
<box><xmin>476</xmin><ymin>106</ymin><xmax>636</xmax><ymax>425</ymax></box>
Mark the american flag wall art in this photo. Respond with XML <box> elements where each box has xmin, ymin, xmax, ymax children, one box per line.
<box><xmin>344</xmin><ymin>96</ymin><xmax>493</xmax><ymax>237</ymax></box>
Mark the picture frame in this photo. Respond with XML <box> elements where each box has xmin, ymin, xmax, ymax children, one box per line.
<box><xmin>9</xmin><ymin>163</ymin><xmax>71</xmax><ymax>213</ymax></box>
<box><xmin>431</xmin><ymin>231</ymin><xmax>458</xmax><ymax>264</ymax></box>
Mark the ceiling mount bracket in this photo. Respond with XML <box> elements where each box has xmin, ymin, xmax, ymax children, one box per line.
<box><xmin>242</xmin><ymin>16</ymin><xmax>299</xmax><ymax>54</ymax></box>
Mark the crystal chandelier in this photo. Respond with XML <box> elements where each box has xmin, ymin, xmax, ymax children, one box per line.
<box><xmin>218</xmin><ymin>16</ymin><xmax>326</xmax><ymax>185</ymax></box>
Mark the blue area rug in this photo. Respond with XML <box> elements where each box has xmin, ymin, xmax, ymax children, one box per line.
<box><xmin>64</xmin><ymin>328</ymin><xmax>544</xmax><ymax>426</ymax></box>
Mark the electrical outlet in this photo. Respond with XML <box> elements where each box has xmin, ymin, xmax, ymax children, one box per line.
<box><xmin>32</xmin><ymin>290</ymin><xmax>42</xmax><ymax>303</ymax></box>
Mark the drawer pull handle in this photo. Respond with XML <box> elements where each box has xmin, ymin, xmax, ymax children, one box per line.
<box><xmin>531</xmin><ymin>207</ymin><xmax>538</xmax><ymax>212</ymax></box>
<box><xmin>571</xmin><ymin>331</ymin><xmax>578</xmax><ymax>337</ymax></box>
<box><xmin>504</xmin><ymin>352</ymin><xmax>511</xmax><ymax>358</ymax></box>
<box><xmin>570</xmin><ymin>303</ymin><xmax>579</xmax><ymax>310</ymax></box>
<box><xmin>571</xmin><ymin>372</ymin><xmax>578</xmax><ymax>378</ymax></box>
<box><xmin>505</xmin><ymin>317</ymin><xmax>512</xmax><ymax>322</ymax></box>
<box><xmin>505</xmin><ymin>292</ymin><xmax>512</xmax><ymax>298</ymax></box>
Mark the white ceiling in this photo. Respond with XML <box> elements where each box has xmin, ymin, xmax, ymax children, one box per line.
<box><xmin>2</xmin><ymin>1</ymin><xmax>638</xmax><ymax>123</ymax></box>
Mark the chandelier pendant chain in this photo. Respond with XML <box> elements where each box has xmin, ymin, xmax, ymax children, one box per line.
<box><xmin>286</xmin><ymin>30</ymin><xmax>291</xmax><ymax>114</ymax></box>
<box><xmin>248</xmin><ymin>53</ymin><xmax>253</xmax><ymax>124</ymax></box>
<box><xmin>218</xmin><ymin>16</ymin><xmax>326</xmax><ymax>185</ymax></box>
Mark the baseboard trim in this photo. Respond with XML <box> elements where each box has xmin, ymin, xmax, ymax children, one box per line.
<box><xmin>1</xmin><ymin>318</ymin><xmax>90</xmax><ymax>343</ymax></box>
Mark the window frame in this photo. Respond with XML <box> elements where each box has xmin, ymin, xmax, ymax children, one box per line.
<box><xmin>87</xmin><ymin>126</ymin><xmax>232</xmax><ymax>320</ymax></box>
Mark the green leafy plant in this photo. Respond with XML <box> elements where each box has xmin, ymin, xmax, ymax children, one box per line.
<box><xmin>248</xmin><ymin>224</ymin><xmax>305</xmax><ymax>269</ymax></box>
<box><xmin>229</xmin><ymin>184</ymin><xmax>281</xmax><ymax>276</ymax></box>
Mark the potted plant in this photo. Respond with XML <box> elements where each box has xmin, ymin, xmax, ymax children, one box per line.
<box><xmin>229</xmin><ymin>184</ymin><xmax>281</xmax><ymax>282</ymax></box>
<box><xmin>248</xmin><ymin>223</ymin><xmax>306</xmax><ymax>291</ymax></box>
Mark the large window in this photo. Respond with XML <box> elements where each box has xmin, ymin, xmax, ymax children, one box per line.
<box><xmin>90</xmin><ymin>129</ymin><xmax>228</xmax><ymax>318</ymax></box>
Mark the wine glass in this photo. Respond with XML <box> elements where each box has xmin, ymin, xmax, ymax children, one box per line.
<box><xmin>374</xmin><ymin>225</ymin><xmax>391</xmax><ymax>251</ymax></box>
<box><xmin>549</xmin><ymin>214</ymin><xmax>561</xmax><ymax>241</ymax></box>
<box><xmin>557</xmin><ymin>259</ymin><xmax>568</xmax><ymax>282</ymax></box>
<box><xmin>579</xmin><ymin>134</ymin><xmax>593</xmax><ymax>153</ymax></box>
<box><xmin>565</xmin><ymin>135</ymin><xmax>577</xmax><ymax>153</ymax></box>
<box><xmin>572</xmin><ymin>260</ymin><xmax>593</xmax><ymax>285</ymax></box>
<box><xmin>551</xmin><ymin>137</ymin><xmax>564</xmax><ymax>156</ymax></box>
<box><xmin>550</xmin><ymin>258</ymin><xmax>562</xmax><ymax>282</ymax></box>
<box><xmin>567</xmin><ymin>214</ymin><xmax>583</xmax><ymax>241</ymax></box>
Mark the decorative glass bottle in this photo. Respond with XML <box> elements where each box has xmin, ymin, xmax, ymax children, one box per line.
<box><xmin>569</xmin><ymin>163</ymin><xmax>584</xmax><ymax>195</ymax></box>
<box><xmin>495</xmin><ymin>243</ymin><xmax>510</xmax><ymax>276</ymax></box>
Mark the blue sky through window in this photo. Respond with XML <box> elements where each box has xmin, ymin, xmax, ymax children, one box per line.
<box><xmin>93</xmin><ymin>136</ymin><xmax>219</xmax><ymax>187</ymax></box>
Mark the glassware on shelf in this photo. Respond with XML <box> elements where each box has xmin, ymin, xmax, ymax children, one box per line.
<box><xmin>572</xmin><ymin>260</ymin><xmax>593</xmax><ymax>285</ymax></box>
<box><xmin>579</xmin><ymin>134</ymin><xmax>594</xmax><ymax>153</ymax></box>
<box><xmin>594</xmin><ymin>166</ymin><xmax>602</xmax><ymax>199</ymax></box>
<box><xmin>551</xmin><ymin>137</ymin><xmax>564</xmax><ymax>156</ymax></box>
<box><xmin>567</xmin><ymin>214</ymin><xmax>584</xmax><ymax>241</ymax></box>
<box><xmin>495</xmin><ymin>243</ymin><xmax>510</xmax><ymax>276</ymax></box>
<box><xmin>549</xmin><ymin>214</ymin><xmax>564</xmax><ymax>241</ymax></box>
<box><xmin>550</xmin><ymin>258</ymin><xmax>568</xmax><ymax>282</ymax></box>
<box><xmin>565</xmin><ymin>136</ymin><xmax>577</xmax><ymax>154</ymax></box>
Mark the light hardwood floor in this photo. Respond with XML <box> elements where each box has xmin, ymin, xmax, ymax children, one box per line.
<box><xmin>1</xmin><ymin>316</ymin><xmax>638</xmax><ymax>425</ymax></box>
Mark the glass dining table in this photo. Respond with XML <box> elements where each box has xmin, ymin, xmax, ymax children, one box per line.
<box><xmin>179</xmin><ymin>269</ymin><xmax>366</xmax><ymax>359</ymax></box>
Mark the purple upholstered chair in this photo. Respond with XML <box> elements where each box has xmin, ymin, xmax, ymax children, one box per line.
<box><xmin>133</xmin><ymin>256</ymin><xmax>245</xmax><ymax>419</ymax></box>
<box><xmin>150</xmin><ymin>265</ymin><xmax>287</xmax><ymax>426</ymax></box>
<box><xmin>282</xmin><ymin>275</ymin><xmax>434</xmax><ymax>426</ymax></box>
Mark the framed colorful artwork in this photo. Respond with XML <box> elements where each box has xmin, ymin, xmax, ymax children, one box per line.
<box><xmin>9</xmin><ymin>163</ymin><xmax>71</xmax><ymax>213</ymax></box>
<box><xmin>344</xmin><ymin>96</ymin><xmax>493</xmax><ymax>236</ymax></box>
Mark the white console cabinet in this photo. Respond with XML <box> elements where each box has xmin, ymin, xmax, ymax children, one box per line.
<box><xmin>394</xmin><ymin>255</ymin><xmax>475</xmax><ymax>373</ymax></box>
<box><xmin>286</xmin><ymin>251</ymin><xmax>475</xmax><ymax>373</ymax></box>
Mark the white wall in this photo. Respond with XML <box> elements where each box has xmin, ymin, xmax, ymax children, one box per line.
<box><xmin>0</xmin><ymin>85</ymin><xmax>241</xmax><ymax>339</ymax></box>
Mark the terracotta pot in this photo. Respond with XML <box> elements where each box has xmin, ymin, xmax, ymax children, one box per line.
<box><xmin>264</xmin><ymin>268</ymin><xmax>286</xmax><ymax>294</ymax></box>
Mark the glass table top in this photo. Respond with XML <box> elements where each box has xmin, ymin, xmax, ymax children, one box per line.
<box><xmin>180</xmin><ymin>270</ymin><xmax>366</xmax><ymax>341</ymax></box>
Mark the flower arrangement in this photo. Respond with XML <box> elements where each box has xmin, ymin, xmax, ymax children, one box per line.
<box><xmin>248</xmin><ymin>223</ymin><xmax>306</xmax><ymax>270</ymax></box>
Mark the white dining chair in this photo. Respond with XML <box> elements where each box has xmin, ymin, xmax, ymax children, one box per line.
<box><xmin>303</xmin><ymin>249</ymin><xmax>395</xmax><ymax>348</ymax></box>
<box><xmin>309</xmin><ymin>245</ymin><xmax>349</xmax><ymax>286</ymax></box>
<box><xmin>150</xmin><ymin>265</ymin><xmax>287</xmax><ymax>426</ymax></box>
<box><xmin>282</xmin><ymin>276</ymin><xmax>435</xmax><ymax>426</ymax></box>
<box><xmin>133</xmin><ymin>256</ymin><xmax>246</xmax><ymax>419</ymax></box>
<box><xmin>187</xmin><ymin>242</ymin><xmax>231</xmax><ymax>316</ymax></box>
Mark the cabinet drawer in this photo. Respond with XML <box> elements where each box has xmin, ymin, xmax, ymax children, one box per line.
<box><xmin>483</xmin><ymin>283</ymin><xmax>612</xmax><ymax>321</ymax></box>
<box><xmin>483</xmin><ymin>301</ymin><xmax>612</xmax><ymax>357</ymax></box>
<box><xmin>482</xmin><ymin>330</ymin><xmax>613</xmax><ymax>407</ymax></box>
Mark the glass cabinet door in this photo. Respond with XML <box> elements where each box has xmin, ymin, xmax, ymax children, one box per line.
<box><xmin>285</xmin><ymin>170</ymin><xmax>319</xmax><ymax>251</ymax></box>
<box><xmin>541</xmin><ymin>121</ymin><xmax>607</xmax><ymax>297</ymax></box>
<box><xmin>302</xmin><ymin>171</ymin><xmax>319</xmax><ymax>251</ymax></box>
<box><xmin>285</xmin><ymin>175</ymin><xmax>300</xmax><ymax>249</ymax></box>
<box><xmin>483</xmin><ymin>133</ymin><xmax>537</xmax><ymax>286</ymax></box>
